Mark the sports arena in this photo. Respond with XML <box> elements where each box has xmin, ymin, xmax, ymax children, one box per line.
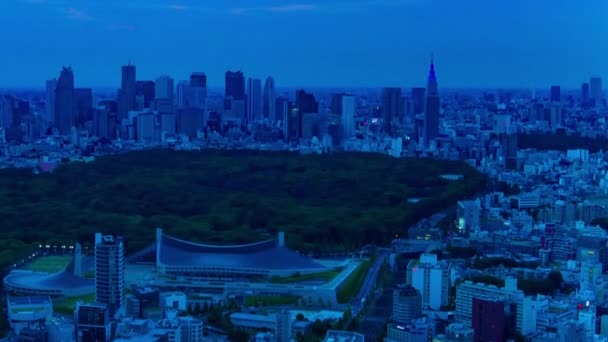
<box><xmin>3</xmin><ymin>244</ymin><xmax>94</xmax><ymax>297</ymax></box>
<box><xmin>154</xmin><ymin>228</ymin><xmax>328</xmax><ymax>279</ymax></box>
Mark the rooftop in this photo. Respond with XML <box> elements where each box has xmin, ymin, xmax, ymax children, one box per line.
<box><xmin>323</xmin><ymin>330</ymin><xmax>365</xmax><ymax>342</ymax></box>
<box><xmin>158</xmin><ymin>232</ymin><xmax>326</xmax><ymax>272</ymax></box>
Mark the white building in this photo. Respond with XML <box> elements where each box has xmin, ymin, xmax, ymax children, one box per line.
<box><xmin>159</xmin><ymin>292</ymin><xmax>187</xmax><ymax>318</ymax></box>
<box><xmin>455</xmin><ymin>277</ymin><xmax>523</xmax><ymax>324</ymax></box>
<box><xmin>406</xmin><ymin>254</ymin><xmax>450</xmax><ymax>310</ymax></box>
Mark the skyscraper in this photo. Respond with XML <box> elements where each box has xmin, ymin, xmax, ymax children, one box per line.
<box><xmin>45</xmin><ymin>79</ymin><xmax>57</xmax><ymax>124</ymax></box>
<box><xmin>0</xmin><ymin>96</ymin><xmax>13</xmax><ymax>128</ymax></box>
<box><xmin>381</xmin><ymin>88</ymin><xmax>403</xmax><ymax>135</ymax></box>
<box><xmin>136</xmin><ymin>81</ymin><xmax>155</xmax><ymax>108</ymax></box>
<box><xmin>190</xmin><ymin>72</ymin><xmax>207</xmax><ymax>88</ymax></box>
<box><xmin>263</xmin><ymin>77</ymin><xmax>276</xmax><ymax>121</ymax></box>
<box><xmin>118</xmin><ymin>63</ymin><xmax>136</xmax><ymax>118</ymax></box>
<box><xmin>54</xmin><ymin>67</ymin><xmax>75</xmax><ymax>135</ymax></box>
<box><xmin>74</xmin><ymin>88</ymin><xmax>93</xmax><ymax>127</ymax></box>
<box><xmin>550</xmin><ymin>85</ymin><xmax>561</xmax><ymax>102</ymax></box>
<box><xmin>294</xmin><ymin>90</ymin><xmax>319</xmax><ymax>139</ymax></box>
<box><xmin>247</xmin><ymin>78</ymin><xmax>263</xmax><ymax>123</ymax></box>
<box><xmin>582</xmin><ymin>83</ymin><xmax>590</xmax><ymax>103</ymax></box>
<box><xmin>341</xmin><ymin>95</ymin><xmax>356</xmax><ymax>139</ymax></box>
<box><xmin>155</xmin><ymin>75</ymin><xmax>174</xmax><ymax>101</ymax></box>
<box><xmin>225</xmin><ymin>71</ymin><xmax>245</xmax><ymax>100</ymax></box>
<box><xmin>95</xmin><ymin>233</ymin><xmax>125</xmax><ymax>318</ymax></box>
<box><xmin>411</xmin><ymin>87</ymin><xmax>426</xmax><ymax>115</ymax></box>
<box><xmin>590</xmin><ymin>77</ymin><xmax>603</xmax><ymax>102</ymax></box>
<box><xmin>424</xmin><ymin>57</ymin><xmax>440</xmax><ymax>145</ymax></box>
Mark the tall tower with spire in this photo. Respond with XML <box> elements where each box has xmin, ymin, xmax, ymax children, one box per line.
<box><xmin>424</xmin><ymin>56</ymin><xmax>440</xmax><ymax>146</ymax></box>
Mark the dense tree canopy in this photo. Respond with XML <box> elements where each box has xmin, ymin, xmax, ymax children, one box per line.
<box><xmin>0</xmin><ymin>149</ymin><xmax>486</xmax><ymax>270</ymax></box>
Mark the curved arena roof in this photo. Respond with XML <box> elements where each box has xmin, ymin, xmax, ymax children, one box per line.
<box><xmin>158</xmin><ymin>233</ymin><xmax>326</xmax><ymax>273</ymax></box>
<box><xmin>3</xmin><ymin>258</ymin><xmax>94</xmax><ymax>297</ymax></box>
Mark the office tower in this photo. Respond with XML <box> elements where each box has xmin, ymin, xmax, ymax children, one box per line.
<box><xmin>276</xmin><ymin>98</ymin><xmax>289</xmax><ymax>139</ymax></box>
<box><xmin>190</xmin><ymin>72</ymin><xmax>207</xmax><ymax>88</ymax></box>
<box><xmin>393</xmin><ymin>285</ymin><xmax>422</xmax><ymax>323</ymax></box>
<box><xmin>45</xmin><ymin>79</ymin><xmax>57</xmax><ymax>124</ymax></box>
<box><xmin>95</xmin><ymin>234</ymin><xmax>125</xmax><ymax>318</ymax></box>
<box><xmin>381</xmin><ymin>88</ymin><xmax>403</xmax><ymax>135</ymax></box>
<box><xmin>247</xmin><ymin>78</ymin><xmax>263</xmax><ymax>123</ymax></box>
<box><xmin>93</xmin><ymin>108</ymin><xmax>109</xmax><ymax>138</ymax></box>
<box><xmin>0</xmin><ymin>96</ymin><xmax>13</xmax><ymax>128</ymax></box>
<box><xmin>341</xmin><ymin>95</ymin><xmax>356</xmax><ymax>139</ymax></box>
<box><xmin>54</xmin><ymin>67</ymin><xmax>75</xmax><ymax>135</ymax></box>
<box><xmin>136</xmin><ymin>113</ymin><xmax>155</xmax><ymax>141</ymax></box>
<box><xmin>74</xmin><ymin>88</ymin><xmax>93</xmax><ymax>126</ymax></box>
<box><xmin>155</xmin><ymin>75</ymin><xmax>174</xmax><ymax>101</ymax></box>
<box><xmin>425</xmin><ymin>57</ymin><xmax>440</xmax><ymax>145</ymax></box>
<box><xmin>550</xmin><ymin>85</ymin><xmax>561</xmax><ymax>102</ymax></box>
<box><xmin>177</xmin><ymin>108</ymin><xmax>203</xmax><ymax>139</ymax></box>
<box><xmin>472</xmin><ymin>298</ymin><xmax>505</xmax><ymax>342</ymax></box>
<box><xmin>406</xmin><ymin>254</ymin><xmax>450</xmax><ymax>310</ymax></box>
<box><xmin>411</xmin><ymin>87</ymin><xmax>426</xmax><ymax>116</ymax></box>
<box><xmin>582</xmin><ymin>83</ymin><xmax>590</xmax><ymax>102</ymax></box>
<box><xmin>225</xmin><ymin>71</ymin><xmax>245</xmax><ymax>100</ymax></box>
<box><xmin>331</xmin><ymin>93</ymin><xmax>345</xmax><ymax>115</ymax></box>
<box><xmin>118</xmin><ymin>63</ymin><xmax>136</xmax><ymax>118</ymax></box>
<box><xmin>160</xmin><ymin>113</ymin><xmax>176</xmax><ymax>136</ymax></box>
<box><xmin>456</xmin><ymin>199</ymin><xmax>481</xmax><ymax>234</ymax></box>
<box><xmin>590</xmin><ymin>77</ymin><xmax>603</xmax><ymax>102</ymax></box>
<box><xmin>176</xmin><ymin>81</ymin><xmax>190</xmax><ymax>109</ymax></box>
<box><xmin>225</xmin><ymin>71</ymin><xmax>246</xmax><ymax>121</ymax></box>
<box><xmin>263</xmin><ymin>77</ymin><xmax>276</xmax><ymax>121</ymax></box>
<box><xmin>136</xmin><ymin>81</ymin><xmax>155</xmax><ymax>108</ymax></box>
<box><xmin>75</xmin><ymin>303</ymin><xmax>111</xmax><ymax>342</ymax></box>
<box><xmin>295</xmin><ymin>90</ymin><xmax>319</xmax><ymax>139</ymax></box>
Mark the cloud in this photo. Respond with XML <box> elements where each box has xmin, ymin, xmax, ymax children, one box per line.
<box><xmin>64</xmin><ymin>7</ymin><xmax>93</xmax><ymax>21</ymax></box>
<box><xmin>231</xmin><ymin>3</ymin><xmax>318</xmax><ymax>15</ymax></box>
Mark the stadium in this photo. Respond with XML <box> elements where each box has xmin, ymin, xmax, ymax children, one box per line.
<box><xmin>3</xmin><ymin>244</ymin><xmax>94</xmax><ymax>297</ymax></box>
<box><xmin>153</xmin><ymin>228</ymin><xmax>329</xmax><ymax>279</ymax></box>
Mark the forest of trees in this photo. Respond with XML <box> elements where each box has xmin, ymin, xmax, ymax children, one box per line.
<box><xmin>0</xmin><ymin>149</ymin><xmax>487</xmax><ymax>272</ymax></box>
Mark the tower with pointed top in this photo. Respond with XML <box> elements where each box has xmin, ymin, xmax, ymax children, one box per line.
<box><xmin>424</xmin><ymin>56</ymin><xmax>440</xmax><ymax>146</ymax></box>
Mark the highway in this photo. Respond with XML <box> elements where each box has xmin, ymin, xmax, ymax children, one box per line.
<box><xmin>350</xmin><ymin>251</ymin><xmax>388</xmax><ymax>316</ymax></box>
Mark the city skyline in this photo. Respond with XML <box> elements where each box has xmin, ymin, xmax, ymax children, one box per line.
<box><xmin>0</xmin><ymin>0</ymin><xmax>606</xmax><ymax>88</ymax></box>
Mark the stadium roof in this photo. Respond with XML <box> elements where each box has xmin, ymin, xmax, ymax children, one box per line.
<box><xmin>159</xmin><ymin>234</ymin><xmax>326</xmax><ymax>271</ymax></box>
<box><xmin>4</xmin><ymin>269</ymin><xmax>93</xmax><ymax>293</ymax></box>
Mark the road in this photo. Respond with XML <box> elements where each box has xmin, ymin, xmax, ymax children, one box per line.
<box><xmin>350</xmin><ymin>251</ymin><xmax>388</xmax><ymax>316</ymax></box>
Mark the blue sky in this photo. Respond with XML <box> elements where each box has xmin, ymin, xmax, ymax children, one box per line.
<box><xmin>0</xmin><ymin>0</ymin><xmax>606</xmax><ymax>88</ymax></box>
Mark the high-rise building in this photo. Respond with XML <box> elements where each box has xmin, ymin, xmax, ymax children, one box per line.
<box><xmin>0</xmin><ymin>96</ymin><xmax>13</xmax><ymax>128</ymax></box>
<box><xmin>95</xmin><ymin>234</ymin><xmax>125</xmax><ymax>318</ymax></box>
<box><xmin>276</xmin><ymin>98</ymin><xmax>290</xmax><ymax>139</ymax></box>
<box><xmin>406</xmin><ymin>254</ymin><xmax>450</xmax><ymax>310</ymax></box>
<box><xmin>393</xmin><ymin>285</ymin><xmax>422</xmax><ymax>323</ymax></box>
<box><xmin>45</xmin><ymin>79</ymin><xmax>57</xmax><ymax>124</ymax></box>
<box><xmin>550</xmin><ymin>86</ymin><xmax>561</xmax><ymax>102</ymax></box>
<box><xmin>502</xmin><ymin>133</ymin><xmax>518</xmax><ymax>170</ymax></box>
<box><xmin>381</xmin><ymin>88</ymin><xmax>403</xmax><ymax>135</ymax></box>
<box><xmin>341</xmin><ymin>95</ymin><xmax>356</xmax><ymax>139</ymax></box>
<box><xmin>263</xmin><ymin>77</ymin><xmax>276</xmax><ymax>121</ymax></box>
<box><xmin>190</xmin><ymin>72</ymin><xmax>207</xmax><ymax>88</ymax></box>
<box><xmin>74</xmin><ymin>88</ymin><xmax>93</xmax><ymax>127</ymax></box>
<box><xmin>472</xmin><ymin>298</ymin><xmax>505</xmax><ymax>342</ymax></box>
<box><xmin>247</xmin><ymin>78</ymin><xmax>263</xmax><ymax>123</ymax></box>
<box><xmin>581</xmin><ymin>83</ymin><xmax>590</xmax><ymax>103</ymax></box>
<box><xmin>331</xmin><ymin>93</ymin><xmax>346</xmax><ymax>115</ymax></box>
<box><xmin>136</xmin><ymin>81</ymin><xmax>155</xmax><ymax>108</ymax></box>
<box><xmin>411</xmin><ymin>87</ymin><xmax>426</xmax><ymax>115</ymax></box>
<box><xmin>75</xmin><ymin>303</ymin><xmax>111</xmax><ymax>342</ymax></box>
<box><xmin>155</xmin><ymin>75</ymin><xmax>174</xmax><ymax>101</ymax></box>
<box><xmin>294</xmin><ymin>90</ymin><xmax>318</xmax><ymax>139</ymax></box>
<box><xmin>425</xmin><ymin>57</ymin><xmax>440</xmax><ymax>145</ymax></box>
<box><xmin>136</xmin><ymin>113</ymin><xmax>155</xmax><ymax>142</ymax></box>
<box><xmin>225</xmin><ymin>71</ymin><xmax>245</xmax><ymax>100</ymax></box>
<box><xmin>590</xmin><ymin>77</ymin><xmax>603</xmax><ymax>102</ymax></box>
<box><xmin>54</xmin><ymin>67</ymin><xmax>75</xmax><ymax>135</ymax></box>
<box><xmin>118</xmin><ymin>63</ymin><xmax>136</xmax><ymax>118</ymax></box>
<box><xmin>178</xmin><ymin>108</ymin><xmax>204</xmax><ymax>139</ymax></box>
